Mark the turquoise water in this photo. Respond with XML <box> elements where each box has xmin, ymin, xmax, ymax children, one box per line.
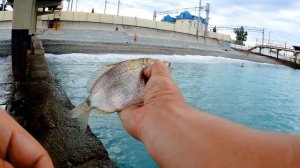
<box><xmin>46</xmin><ymin>53</ymin><xmax>300</xmax><ymax>167</ymax></box>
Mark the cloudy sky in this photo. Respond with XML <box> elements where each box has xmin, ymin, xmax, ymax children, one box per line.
<box><xmin>64</xmin><ymin>0</ymin><xmax>299</xmax><ymax>47</ymax></box>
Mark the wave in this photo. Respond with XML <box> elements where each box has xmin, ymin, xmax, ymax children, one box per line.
<box><xmin>46</xmin><ymin>53</ymin><xmax>260</xmax><ymax>64</ymax></box>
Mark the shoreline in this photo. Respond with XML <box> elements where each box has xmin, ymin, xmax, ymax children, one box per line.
<box><xmin>1</xmin><ymin>39</ymin><xmax>297</xmax><ymax>69</ymax></box>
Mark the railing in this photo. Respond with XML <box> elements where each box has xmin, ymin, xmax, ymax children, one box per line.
<box><xmin>230</xmin><ymin>43</ymin><xmax>296</xmax><ymax>62</ymax></box>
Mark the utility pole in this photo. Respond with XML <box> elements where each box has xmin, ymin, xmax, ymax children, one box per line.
<box><xmin>268</xmin><ymin>31</ymin><xmax>271</xmax><ymax>54</ymax></box>
<box><xmin>268</xmin><ymin>31</ymin><xmax>271</xmax><ymax>45</ymax></box>
<box><xmin>117</xmin><ymin>0</ymin><xmax>120</xmax><ymax>15</ymax></box>
<box><xmin>260</xmin><ymin>28</ymin><xmax>265</xmax><ymax>54</ymax></box>
<box><xmin>67</xmin><ymin>0</ymin><xmax>70</xmax><ymax>11</ymax></box>
<box><xmin>285</xmin><ymin>41</ymin><xmax>287</xmax><ymax>57</ymax></box>
<box><xmin>204</xmin><ymin>3</ymin><xmax>210</xmax><ymax>39</ymax></box>
<box><xmin>75</xmin><ymin>0</ymin><xmax>78</xmax><ymax>11</ymax></box>
<box><xmin>262</xmin><ymin>28</ymin><xmax>265</xmax><ymax>45</ymax></box>
<box><xmin>196</xmin><ymin>0</ymin><xmax>202</xmax><ymax>38</ymax></box>
<box><xmin>70</xmin><ymin>0</ymin><xmax>73</xmax><ymax>11</ymax></box>
<box><xmin>104</xmin><ymin>0</ymin><xmax>107</xmax><ymax>14</ymax></box>
<box><xmin>153</xmin><ymin>11</ymin><xmax>157</xmax><ymax>21</ymax></box>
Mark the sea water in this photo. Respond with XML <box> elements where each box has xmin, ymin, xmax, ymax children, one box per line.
<box><xmin>46</xmin><ymin>53</ymin><xmax>300</xmax><ymax>168</ymax></box>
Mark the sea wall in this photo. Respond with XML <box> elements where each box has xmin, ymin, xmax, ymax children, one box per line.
<box><xmin>0</xmin><ymin>11</ymin><xmax>231</xmax><ymax>46</ymax></box>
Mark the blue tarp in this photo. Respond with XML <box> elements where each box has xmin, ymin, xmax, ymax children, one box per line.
<box><xmin>176</xmin><ymin>11</ymin><xmax>194</xmax><ymax>20</ymax></box>
<box><xmin>162</xmin><ymin>15</ymin><xmax>176</xmax><ymax>22</ymax></box>
<box><xmin>176</xmin><ymin>11</ymin><xmax>208</xmax><ymax>24</ymax></box>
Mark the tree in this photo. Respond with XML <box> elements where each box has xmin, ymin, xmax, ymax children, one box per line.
<box><xmin>234</xmin><ymin>26</ymin><xmax>248</xmax><ymax>45</ymax></box>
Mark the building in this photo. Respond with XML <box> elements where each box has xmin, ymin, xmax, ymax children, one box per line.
<box><xmin>293</xmin><ymin>46</ymin><xmax>300</xmax><ymax>64</ymax></box>
<box><xmin>162</xmin><ymin>11</ymin><xmax>207</xmax><ymax>30</ymax></box>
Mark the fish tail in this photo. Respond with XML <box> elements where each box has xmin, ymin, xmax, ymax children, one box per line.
<box><xmin>70</xmin><ymin>101</ymin><xmax>90</xmax><ymax>132</ymax></box>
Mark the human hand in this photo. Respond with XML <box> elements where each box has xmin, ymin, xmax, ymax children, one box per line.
<box><xmin>118</xmin><ymin>61</ymin><xmax>188</xmax><ymax>141</ymax></box>
<box><xmin>0</xmin><ymin>109</ymin><xmax>54</xmax><ymax>168</ymax></box>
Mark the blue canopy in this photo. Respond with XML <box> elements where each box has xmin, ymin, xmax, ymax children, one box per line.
<box><xmin>162</xmin><ymin>15</ymin><xmax>176</xmax><ymax>22</ymax></box>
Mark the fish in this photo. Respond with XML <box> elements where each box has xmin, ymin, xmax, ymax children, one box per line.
<box><xmin>70</xmin><ymin>58</ymin><xmax>172</xmax><ymax>131</ymax></box>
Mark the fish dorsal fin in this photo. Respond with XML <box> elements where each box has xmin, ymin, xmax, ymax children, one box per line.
<box><xmin>87</xmin><ymin>64</ymin><xmax>115</xmax><ymax>92</ymax></box>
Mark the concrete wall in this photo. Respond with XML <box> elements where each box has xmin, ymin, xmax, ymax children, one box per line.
<box><xmin>0</xmin><ymin>21</ymin><xmax>11</xmax><ymax>29</ymax></box>
<box><xmin>122</xmin><ymin>16</ymin><xmax>136</xmax><ymax>26</ymax></box>
<box><xmin>113</xmin><ymin>15</ymin><xmax>122</xmax><ymax>25</ymax></box>
<box><xmin>0</xmin><ymin>11</ymin><xmax>231</xmax><ymax>43</ymax></box>
<box><xmin>0</xmin><ymin>11</ymin><xmax>13</xmax><ymax>21</ymax></box>
<box><xmin>297</xmin><ymin>54</ymin><xmax>300</xmax><ymax>64</ymax></box>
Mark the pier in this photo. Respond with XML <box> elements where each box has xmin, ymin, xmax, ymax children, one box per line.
<box><xmin>2</xmin><ymin>0</ymin><xmax>115</xmax><ymax>167</ymax></box>
<box><xmin>248</xmin><ymin>44</ymin><xmax>300</xmax><ymax>60</ymax></box>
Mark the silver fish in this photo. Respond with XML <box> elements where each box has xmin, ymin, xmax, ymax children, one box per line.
<box><xmin>70</xmin><ymin>58</ymin><xmax>172</xmax><ymax>131</ymax></box>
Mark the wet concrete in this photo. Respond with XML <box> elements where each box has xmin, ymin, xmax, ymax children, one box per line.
<box><xmin>0</xmin><ymin>40</ymin><xmax>11</xmax><ymax>57</ymax></box>
<box><xmin>0</xmin><ymin>56</ymin><xmax>12</xmax><ymax>106</ymax></box>
<box><xmin>5</xmin><ymin>52</ymin><xmax>116</xmax><ymax>167</ymax></box>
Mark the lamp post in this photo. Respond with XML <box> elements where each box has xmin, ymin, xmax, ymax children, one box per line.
<box><xmin>104</xmin><ymin>0</ymin><xmax>107</xmax><ymax>14</ymax></box>
<box><xmin>75</xmin><ymin>0</ymin><xmax>78</xmax><ymax>11</ymax></box>
<box><xmin>196</xmin><ymin>0</ymin><xmax>202</xmax><ymax>39</ymax></box>
<box><xmin>70</xmin><ymin>0</ymin><xmax>73</xmax><ymax>11</ymax></box>
<box><xmin>67</xmin><ymin>0</ymin><xmax>70</xmax><ymax>11</ymax></box>
<box><xmin>117</xmin><ymin>0</ymin><xmax>120</xmax><ymax>15</ymax></box>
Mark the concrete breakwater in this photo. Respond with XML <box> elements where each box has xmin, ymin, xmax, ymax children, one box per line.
<box><xmin>3</xmin><ymin>51</ymin><xmax>115</xmax><ymax>167</ymax></box>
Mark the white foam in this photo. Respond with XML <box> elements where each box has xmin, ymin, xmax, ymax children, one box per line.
<box><xmin>0</xmin><ymin>105</ymin><xmax>6</xmax><ymax>110</ymax></box>
<box><xmin>46</xmin><ymin>53</ymin><xmax>256</xmax><ymax>65</ymax></box>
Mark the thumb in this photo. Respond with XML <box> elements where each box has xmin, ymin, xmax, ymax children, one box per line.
<box><xmin>144</xmin><ymin>61</ymin><xmax>171</xmax><ymax>79</ymax></box>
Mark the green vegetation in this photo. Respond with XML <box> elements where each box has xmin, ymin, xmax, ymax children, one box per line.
<box><xmin>234</xmin><ymin>26</ymin><xmax>248</xmax><ymax>45</ymax></box>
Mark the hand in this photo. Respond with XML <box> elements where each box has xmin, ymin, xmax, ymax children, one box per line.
<box><xmin>0</xmin><ymin>109</ymin><xmax>54</xmax><ymax>168</ymax></box>
<box><xmin>118</xmin><ymin>61</ymin><xmax>187</xmax><ymax>141</ymax></box>
<box><xmin>118</xmin><ymin>61</ymin><xmax>300</xmax><ymax>168</ymax></box>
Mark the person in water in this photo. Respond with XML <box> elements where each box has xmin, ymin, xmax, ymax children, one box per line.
<box><xmin>1</xmin><ymin>61</ymin><xmax>300</xmax><ymax>167</ymax></box>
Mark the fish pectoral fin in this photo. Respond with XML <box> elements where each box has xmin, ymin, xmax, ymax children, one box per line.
<box><xmin>87</xmin><ymin>64</ymin><xmax>115</xmax><ymax>92</ymax></box>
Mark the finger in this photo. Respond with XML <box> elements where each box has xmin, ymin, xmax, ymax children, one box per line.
<box><xmin>0</xmin><ymin>109</ymin><xmax>54</xmax><ymax>168</ymax></box>
<box><xmin>118</xmin><ymin>104</ymin><xmax>140</xmax><ymax>122</ymax></box>
<box><xmin>144</xmin><ymin>61</ymin><xmax>171</xmax><ymax>79</ymax></box>
<box><xmin>0</xmin><ymin>159</ymin><xmax>14</xmax><ymax>168</ymax></box>
<box><xmin>118</xmin><ymin>105</ymin><xmax>143</xmax><ymax>140</ymax></box>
